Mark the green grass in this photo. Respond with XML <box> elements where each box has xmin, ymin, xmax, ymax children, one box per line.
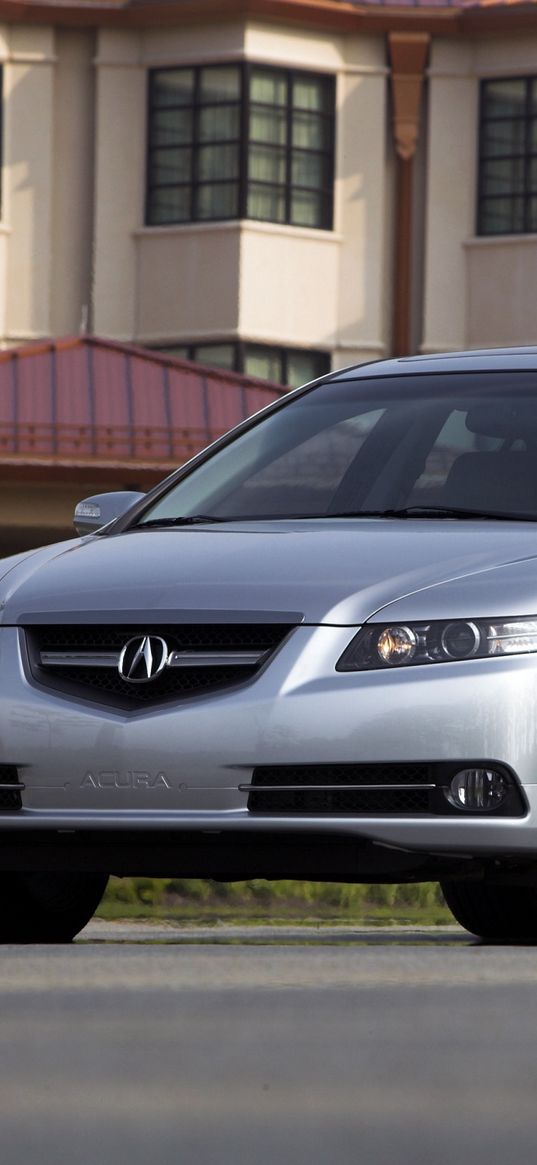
<box><xmin>97</xmin><ymin>877</ymin><xmax>453</xmax><ymax>927</ymax></box>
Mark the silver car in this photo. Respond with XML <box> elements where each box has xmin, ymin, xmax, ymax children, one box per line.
<box><xmin>4</xmin><ymin>347</ymin><xmax>537</xmax><ymax>942</ymax></box>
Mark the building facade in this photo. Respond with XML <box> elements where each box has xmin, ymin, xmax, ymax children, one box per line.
<box><xmin>0</xmin><ymin>0</ymin><xmax>536</xmax><ymax>380</ymax></box>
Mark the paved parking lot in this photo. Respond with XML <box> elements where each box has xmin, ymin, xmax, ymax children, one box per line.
<box><xmin>1</xmin><ymin>924</ymin><xmax>536</xmax><ymax>1165</ymax></box>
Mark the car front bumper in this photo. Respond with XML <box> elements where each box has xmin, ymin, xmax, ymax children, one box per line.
<box><xmin>1</xmin><ymin>624</ymin><xmax>537</xmax><ymax>860</ymax></box>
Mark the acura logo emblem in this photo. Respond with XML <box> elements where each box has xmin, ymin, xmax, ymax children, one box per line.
<box><xmin>118</xmin><ymin>635</ymin><xmax>169</xmax><ymax>683</ymax></box>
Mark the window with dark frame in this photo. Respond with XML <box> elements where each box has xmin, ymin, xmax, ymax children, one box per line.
<box><xmin>156</xmin><ymin>342</ymin><xmax>330</xmax><ymax>388</ymax></box>
<box><xmin>146</xmin><ymin>63</ymin><xmax>335</xmax><ymax>230</ymax></box>
<box><xmin>478</xmin><ymin>76</ymin><xmax>537</xmax><ymax>235</ymax></box>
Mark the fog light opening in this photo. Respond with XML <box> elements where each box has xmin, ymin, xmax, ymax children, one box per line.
<box><xmin>447</xmin><ymin>768</ymin><xmax>509</xmax><ymax>812</ymax></box>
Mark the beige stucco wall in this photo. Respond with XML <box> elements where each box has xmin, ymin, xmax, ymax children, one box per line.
<box><xmin>423</xmin><ymin>34</ymin><xmax>537</xmax><ymax>355</ymax></box>
<box><xmin>466</xmin><ymin>237</ymin><xmax>537</xmax><ymax>348</ymax></box>
<box><xmin>2</xmin><ymin>25</ymin><xmax>95</xmax><ymax>343</ymax></box>
<box><xmin>0</xmin><ymin>16</ymin><xmax>390</xmax><ymax>367</ymax></box>
<box><xmin>136</xmin><ymin>224</ymin><xmax>242</xmax><ymax>341</ymax></box>
<box><xmin>51</xmin><ymin>29</ymin><xmax>95</xmax><ymax>336</ymax></box>
<box><xmin>92</xmin><ymin>29</ymin><xmax>145</xmax><ymax>338</ymax></box>
<box><xmin>94</xmin><ymin>20</ymin><xmax>389</xmax><ymax>365</ymax></box>
<box><xmin>421</xmin><ymin>40</ymin><xmax>477</xmax><ymax>354</ymax></box>
<box><xmin>3</xmin><ymin>16</ymin><xmax>537</xmax><ymax>366</ymax></box>
<box><xmin>238</xmin><ymin>221</ymin><xmax>339</xmax><ymax>350</ymax></box>
<box><xmin>4</xmin><ymin>25</ymin><xmax>56</xmax><ymax>342</ymax></box>
<box><xmin>465</xmin><ymin>37</ymin><xmax>537</xmax><ymax>350</ymax></box>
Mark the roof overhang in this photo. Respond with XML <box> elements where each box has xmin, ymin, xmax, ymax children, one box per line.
<box><xmin>0</xmin><ymin>0</ymin><xmax>536</xmax><ymax>36</ymax></box>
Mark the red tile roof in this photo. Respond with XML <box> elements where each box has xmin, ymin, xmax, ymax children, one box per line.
<box><xmin>0</xmin><ymin>0</ymin><xmax>535</xmax><ymax>24</ymax></box>
<box><xmin>0</xmin><ymin>336</ymin><xmax>285</xmax><ymax>475</ymax></box>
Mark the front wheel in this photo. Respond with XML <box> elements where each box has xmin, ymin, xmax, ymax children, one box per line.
<box><xmin>441</xmin><ymin>879</ymin><xmax>537</xmax><ymax>942</ymax></box>
<box><xmin>0</xmin><ymin>872</ymin><xmax>109</xmax><ymax>943</ymax></box>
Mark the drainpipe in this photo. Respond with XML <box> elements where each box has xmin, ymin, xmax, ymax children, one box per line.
<box><xmin>388</xmin><ymin>32</ymin><xmax>430</xmax><ymax>357</ymax></box>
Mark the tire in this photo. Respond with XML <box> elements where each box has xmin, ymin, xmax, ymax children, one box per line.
<box><xmin>441</xmin><ymin>879</ymin><xmax>537</xmax><ymax>942</ymax></box>
<box><xmin>0</xmin><ymin>872</ymin><xmax>109</xmax><ymax>943</ymax></box>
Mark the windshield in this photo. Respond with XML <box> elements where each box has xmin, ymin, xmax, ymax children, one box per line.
<box><xmin>135</xmin><ymin>372</ymin><xmax>537</xmax><ymax>524</ymax></box>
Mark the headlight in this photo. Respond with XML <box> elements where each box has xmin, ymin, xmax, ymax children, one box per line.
<box><xmin>336</xmin><ymin>616</ymin><xmax>537</xmax><ymax>671</ymax></box>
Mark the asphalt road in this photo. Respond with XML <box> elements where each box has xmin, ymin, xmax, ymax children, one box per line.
<box><xmin>1</xmin><ymin>921</ymin><xmax>537</xmax><ymax>1165</ymax></box>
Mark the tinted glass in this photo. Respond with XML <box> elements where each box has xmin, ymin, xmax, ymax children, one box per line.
<box><xmin>196</xmin><ymin>183</ymin><xmax>239</xmax><ymax>219</ymax></box>
<box><xmin>243</xmin><ymin>346</ymin><xmax>283</xmax><ymax>382</ymax></box>
<box><xmin>479</xmin><ymin>76</ymin><xmax>537</xmax><ymax>235</ymax></box>
<box><xmin>193</xmin><ymin>344</ymin><xmax>236</xmax><ymax>370</ymax></box>
<box><xmin>151</xmin><ymin>70</ymin><xmax>194</xmax><ymax>108</ymax></box>
<box><xmin>199</xmin><ymin>67</ymin><xmax>241</xmax><ymax>103</ymax></box>
<box><xmin>250</xmin><ymin>71</ymin><xmax>286</xmax><ymax>106</ymax></box>
<box><xmin>147</xmin><ymin>64</ymin><xmax>334</xmax><ymax>229</ymax></box>
<box><xmin>137</xmin><ymin>373</ymin><xmax>537</xmax><ymax>523</ymax></box>
<box><xmin>482</xmin><ymin>79</ymin><xmax>526</xmax><ymax>118</ymax></box>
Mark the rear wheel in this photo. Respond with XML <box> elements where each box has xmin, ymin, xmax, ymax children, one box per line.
<box><xmin>441</xmin><ymin>879</ymin><xmax>537</xmax><ymax>942</ymax></box>
<box><xmin>0</xmin><ymin>872</ymin><xmax>109</xmax><ymax>943</ymax></box>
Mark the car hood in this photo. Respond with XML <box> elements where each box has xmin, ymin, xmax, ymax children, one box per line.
<box><xmin>1</xmin><ymin>519</ymin><xmax>537</xmax><ymax>626</ymax></box>
<box><xmin>0</xmin><ymin>519</ymin><xmax>533</xmax><ymax>629</ymax></box>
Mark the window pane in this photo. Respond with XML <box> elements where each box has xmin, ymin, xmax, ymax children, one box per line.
<box><xmin>247</xmin><ymin>184</ymin><xmax>286</xmax><ymax>221</ymax></box>
<box><xmin>529</xmin><ymin>158</ymin><xmax>537</xmax><ymax>191</ymax></box>
<box><xmin>198</xmin><ymin>144</ymin><xmax>239</xmax><ymax>181</ymax></box>
<box><xmin>244</xmin><ymin>346</ymin><xmax>283</xmax><ymax>382</ymax></box>
<box><xmin>529</xmin><ymin>196</ymin><xmax>537</xmax><ymax>230</ymax></box>
<box><xmin>248</xmin><ymin>145</ymin><xmax>286</xmax><ymax>183</ymax></box>
<box><xmin>291</xmin><ymin>189</ymin><xmax>323</xmax><ymax>227</ymax></box>
<box><xmin>250</xmin><ymin>70</ymin><xmax>286</xmax><ymax>106</ymax></box>
<box><xmin>530</xmin><ymin>119</ymin><xmax>537</xmax><ymax>150</ymax></box>
<box><xmin>291</xmin><ymin>151</ymin><xmax>325</xmax><ymax>189</ymax></box>
<box><xmin>481</xmin><ymin>118</ymin><xmax>526</xmax><ymax>157</ymax></box>
<box><xmin>483</xmin><ymin>79</ymin><xmax>526</xmax><ymax>118</ymax></box>
<box><xmin>150</xmin><ymin>108</ymin><xmax>193</xmax><ymax>147</ymax></box>
<box><xmin>479</xmin><ymin>196</ymin><xmax>525</xmax><ymax>234</ymax></box>
<box><xmin>481</xmin><ymin>157</ymin><xmax>525</xmax><ymax>195</ymax></box>
<box><xmin>199</xmin><ymin>105</ymin><xmax>240</xmax><ymax>142</ymax></box>
<box><xmin>193</xmin><ymin>344</ymin><xmax>236</xmax><ymax>369</ymax></box>
<box><xmin>286</xmin><ymin>351</ymin><xmax>328</xmax><ymax>387</ymax></box>
<box><xmin>200</xmin><ymin>66</ymin><xmax>240</xmax><ymax>103</ymax></box>
<box><xmin>249</xmin><ymin>106</ymin><xmax>287</xmax><ymax>145</ymax></box>
<box><xmin>196</xmin><ymin>183</ymin><xmax>239</xmax><ymax>219</ymax></box>
<box><xmin>148</xmin><ymin>187</ymin><xmax>191</xmax><ymax>224</ymax></box>
<box><xmin>147</xmin><ymin>63</ymin><xmax>334</xmax><ymax>232</ymax></box>
<box><xmin>292</xmin><ymin>78</ymin><xmax>328</xmax><ymax>112</ymax></box>
<box><xmin>149</xmin><ymin>148</ymin><xmax>192</xmax><ymax>186</ymax></box>
<box><xmin>292</xmin><ymin>111</ymin><xmax>328</xmax><ymax>150</ymax></box>
<box><xmin>151</xmin><ymin>70</ymin><xmax>194</xmax><ymax>109</ymax></box>
<box><xmin>158</xmin><ymin>346</ymin><xmax>190</xmax><ymax>359</ymax></box>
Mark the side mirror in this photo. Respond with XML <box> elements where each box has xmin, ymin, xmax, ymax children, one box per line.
<box><xmin>73</xmin><ymin>491</ymin><xmax>145</xmax><ymax>536</ymax></box>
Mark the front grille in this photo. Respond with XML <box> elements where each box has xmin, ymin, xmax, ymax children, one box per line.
<box><xmin>25</xmin><ymin>623</ymin><xmax>295</xmax><ymax>710</ymax></box>
<box><xmin>245</xmin><ymin>763</ymin><xmax>526</xmax><ymax>817</ymax></box>
<box><xmin>0</xmin><ymin>766</ymin><xmax>24</xmax><ymax>811</ymax></box>
<box><xmin>247</xmin><ymin>764</ymin><xmax>433</xmax><ymax>814</ymax></box>
<box><xmin>250</xmin><ymin>764</ymin><xmax>432</xmax><ymax>787</ymax></box>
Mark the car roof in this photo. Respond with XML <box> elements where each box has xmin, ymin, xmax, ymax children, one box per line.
<box><xmin>328</xmin><ymin>347</ymin><xmax>537</xmax><ymax>380</ymax></box>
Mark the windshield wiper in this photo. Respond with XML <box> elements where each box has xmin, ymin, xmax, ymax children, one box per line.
<box><xmin>328</xmin><ymin>506</ymin><xmax>537</xmax><ymax>522</ymax></box>
<box><xmin>135</xmin><ymin>515</ymin><xmax>235</xmax><ymax>528</ymax></box>
<box><xmin>134</xmin><ymin>505</ymin><xmax>537</xmax><ymax>528</ymax></box>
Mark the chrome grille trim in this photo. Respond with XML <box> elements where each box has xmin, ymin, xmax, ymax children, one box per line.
<box><xmin>40</xmin><ymin>649</ymin><xmax>268</xmax><ymax>669</ymax></box>
<box><xmin>28</xmin><ymin>622</ymin><xmax>296</xmax><ymax>708</ymax></box>
<box><xmin>168</xmin><ymin>650</ymin><xmax>268</xmax><ymax>668</ymax></box>
<box><xmin>40</xmin><ymin>652</ymin><xmax>120</xmax><ymax>668</ymax></box>
<box><xmin>239</xmin><ymin>783</ymin><xmax>436</xmax><ymax>792</ymax></box>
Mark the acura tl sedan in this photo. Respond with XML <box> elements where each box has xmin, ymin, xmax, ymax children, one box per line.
<box><xmin>4</xmin><ymin>347</ymin><xmax>537</xmax><ymax>942</ymax></box>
